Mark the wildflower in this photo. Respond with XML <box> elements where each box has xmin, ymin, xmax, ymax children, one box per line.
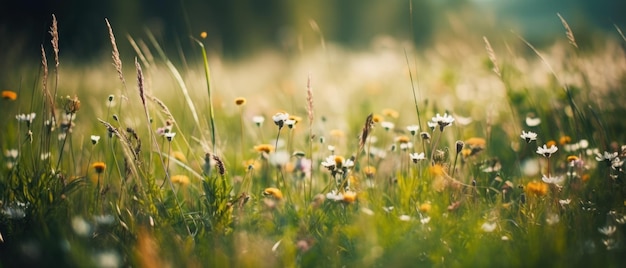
<box><xmin>596</xmin><ymin>151</ymin><xmax>618</xmax><ymax>162</ymax></box>
<box><xmin>559</xmin><ymin>199</ymin><xmax>571</xmax><ymax>206</ymax></box>
<box><xmin>536</xmin><ymin>144</ymin><xmax>558</xmax><ymax>158</ymax></box>
<box><xmin>430</xmin><ymin>113</ymin><xmax>455</xmax><ymax>131</ymax></box>
<box><xmin>91</xmin><ymin>135</ymin><xmax>101</xmax><ymax>145</ymax></box>
<box><xmin>363</xmin><ymin>166</ymin><xmax>376</xmax><ymax>178</ymax></box>
<box><xmin>429</xmin><ymin>164</ymin><xmax>445</xmax><ymax>176</ymax></box>
<box><xmin>419</xmin><ymin>203</ymin><xmax>432</xmax><ymax>213</ymax></box>
<box><xmin>399</xmin><ymin>215</ymin><xmax>411</xmax><ymax>222</ymax></box>
<box><xmin>381</xmin><ymin>121</ymin><xmax>394</xmax><ymax>131</ymax></box>
<box><xmin>611</xmin><ymin>157</ymin><xmax>624</xmax><ymax>170</ymax></box>
<box><xmin>598</xmin><ymin>225</ymin><xmax>617</xmax><ymax>236</ymax></box>
<box><xmin>5</xmin><ymin>149</ymin><xmax>18</xmax><ymax>159</ymax></box>
<box><xmin>395</xmin><ymin>135</ymin><xmax>411</xmax><ymax>144</ymax></box>
<box><xmin>559</xmin><ymin>135</ymin><xmax>572</xmax><ymax>145</ymax></box>
<box><xmin>63</xmin><ymin>95</ymin><xmax>81</xmax><ymax>114</ymax></box>
<box><xmin>382</xmin><ymin>108</ymin><xmax>399</xmax><ymax>118</ymax></box>
<box><xmin>326</xmin><ymin>190</ymin><xmax>344</xmax><ymax>201</ymax></box>
<box><xmin>272</xmin><ymin>112</ymin><xmax>289</xmax><ymax>129</ymax></box>
<box><xmin>420</xmin><ymin>132</ymin><xmax>431</xmax><ymax>142</ymax></box>
<box><xmin>342</xmin><ymin>191</ymin><xmax>357</xmax><ymax>203</ymax></box>
<box><xmin>420</xmin><ymin>216</ymin><xmax>431</xmax><ymax>224</ymax></box>
<box><xmin>525</xmin><ymin>115</ymin><xmax>541</xmax><ymax>127</ymax></box>
<box><xmin>567</xmin><ymin>155</ymin><xmax>579</xmax><ymax>163</ymax></box>
<box><xmin>372</xmin><ymin>114</ymin><xmax>383</xmax><ymax>123</ymax></box>
<box><xmin>400</xmin><ymin>142</ymin><xmax>413</xmax><ymax>151</ymax></box>
<box><xmin>410</xmin><ymin>152</ymin><xmax>425</xmax><ymax>163</ymax></box>
<box><xmin>284</xmin><ymin>119</ymin><xmax>297</xmax><ymax>129</ymax></box>
<box><xmin>1</xmin><ymin>90</ymin><xmax>17</xmax><ymax>100</ymax></box>
<box><xmin>520</xmin><ymin>131</ymin><xmax>538</xmax><ymax>143</ymax></box>
<box><xmin>252</xmin><ymin>115</ymin><xmax>265</xmax><ymax>126</ymax></box>
<box><xmin>321</xmin><ymin>155</ymin><xmax>354</xmax><ymax>171</ymax></box>
<box><xmin>254</xmin><ymin>144</ymin><xmax>274</xmax><ymax>154</ymax></box>
<box><xmin>525</xmin><ymin>181</ymin><xmax>548</xmax><ymax>196</ymax></box>
<box><xmin>406</xmin><ymin>125</ymin><xmax>420</xmax><ymax>136</ymax></box>
<box><xmin>92</xmin><ymin>162</ymin><xmax>106</xmax><ymax>174</ymax></box>
<box><xmin>164</xmin><ymin>132</ymin><xmax>176</xmax><ymax>142</ymax></box>
<box><xmin>427</xmin><ymin>121</ymin><xmax>437</xmax><ymax>131</ymax></box>
<box><xmin>465</xmin><ymin>137</ymin><xmax>486</xmax><ymax>149</ymax></box>
<box><xmin>481</xmin><ymin>221</ymin><xmax>497</xmax><ymax>232</ymax></box>
<box><xmin>542</xmin><ymin>174</ymin><xmax>565</xmax><ymax>186</ymax></box>
<box><xmin>171</xmin><ymin>175</ymin><xmax>190</xmax><ymax>186</ymax></box>
<box><xmin>234</xmin><ymin>97</ymin><xmax>246</xmax><ymax>106</ymax></box>
<box><xmin>172</xmin><ymin>151</ymin><xmax>187</xmax><ymax>162</ymax></box>
<box><xmin>455</xmin><ymin>140</ymin><xmax>465</xmax><ymax>154</ymax></box>
<box><xmin>72</xmin><ymin>216</ymin><xmax>91</xmax><ymax>237</ymax></box>
<box><xmin>200</xmin><ymin>31</ymin><xmax>208</xmax><ymax>39</ymax></box>
<box><xmin>16</xmin><ymin>112</ymin><xmax>36</xmax><ymax>126</ymax></box>
<box><xmin>269</xmin><ymin>151</ymin><xmax>290</xmax><ymax>167</ymax></box>
<box><xmin>263</xmin><ymin>187</ymin><xmax>283</xmax><ymax>200</ymax></box>
<box><xmin>546</xmin><ymin>213</ymin><xmax>560</xmax><ymax>225</ymax></box>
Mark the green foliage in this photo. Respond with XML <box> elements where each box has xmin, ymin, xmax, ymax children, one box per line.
<box><xmin>2</xmin><ymin>13</ymin><xmax>626</xmax><ymax>268</ymax></box>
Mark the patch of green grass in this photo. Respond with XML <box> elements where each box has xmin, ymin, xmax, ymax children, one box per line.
<box><xmin>1</xmin><ymin>14</ymin><xmax>626</xmax><ymax>268</ymax></box>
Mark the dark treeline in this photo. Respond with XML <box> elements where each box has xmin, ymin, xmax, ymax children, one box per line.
<box><xmin>0</xmin><ymin>0</ymin><xmax>623</xmax><ymax>64</ymax></box>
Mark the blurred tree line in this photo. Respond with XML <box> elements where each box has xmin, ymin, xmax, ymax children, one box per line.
<box><xmin>0</xmin><ymin>0</ymin><xmax>623</xmax><ymax>64</ymax></box>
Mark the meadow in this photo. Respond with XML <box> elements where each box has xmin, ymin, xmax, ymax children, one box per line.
<box><xmin>1</xmin><ymin>13</ymin><xmax>626</xmax><ymax>267</ymax></box>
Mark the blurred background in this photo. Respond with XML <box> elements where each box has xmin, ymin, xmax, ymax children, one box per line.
<box><xmin>0</xmin><ymin>0</ymin><xmax>624</xmax><ymax>64</ymax></box>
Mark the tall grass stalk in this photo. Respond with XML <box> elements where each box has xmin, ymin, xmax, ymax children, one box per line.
<box><xmin>192</xmin><ymin>38</ymin><xmax>217</xmax><ymax>154</ymax></box>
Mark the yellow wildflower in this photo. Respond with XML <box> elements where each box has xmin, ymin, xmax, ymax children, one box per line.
<box><xmin>92</xmin><ymin>162</ymin><xmax>106</xmax><ymax>174</ymax></box>
<box><xmin>1</xmin><ymin>90</ymin><xmax>17</xmax><ymax>101</ymax></box>
<box><xmin>559</xmin><ymin>135</ymin><xmax>572</xmax><ymax>145</ymax></box>
<box><xmin>525</xmin><ymin>181</ymin><xmax>548</xmax><ymax>196</ymax></box>
<box><xmin>382</xmin><ymin>108</ymin><xmax>399</xmax><ymax>119</ymax></box>
<box><xmin>254</xmin><ymin>144</ymin><xmax>275</xmax><ymax>154</ymax></box>
<box><xmin>172</xmin><ymin>151</ymin><xmax>187</xmax><ymax>162</ymax></box>
<box><xmin>342</xmin><ymin>191</ymin><xmax>357</xmax><ymax>203</ymax></box>
<box><xmin>419</xmin><ymin>203</ymin><xmax>432</xmax><ymax>213</ymax></box>
<box><xmin>171</xmin><ymin>175</ymin><xmax>190</xmax><ymax>186</ymax></box>
<box><xmin>263</xmin><ymin>187</ymin><xmax>283</xmax><ymax>200</ymax></box>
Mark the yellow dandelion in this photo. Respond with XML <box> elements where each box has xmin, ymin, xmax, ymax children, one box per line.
<box><xmin>419</xmin><ymin>203</ymin><xmax>432</xmax><ymax>213</ymax></box>
<box><xmin>254</xmin><ymin>144</ymin><xmax>275</xmax><ymax>154</ymax></box>
<box><xmin>2</xmin><ymin>90</ymin><xmax>17</xmax><ymax>101</ymax></box>
<box><xmin>92</xmin><ymin>162</ymin><xmax>106</xmax><ymax>174</ymax></box>
<box><xmin>235</xmin><ymin>97</ymin><xmax>247</xmax><ymax>106</ymax></box>
<box><xmin>382</xmin><ymin>108</ymin><xmax>399</xmax><ymax>119</ymax></box>
<box><xmin>172</xmin><ymin>151</ymin><xmax>187</xmax><ymax>163</ymax></box>
<box><xmin>429</xmin><ymin>164</ymin><xmax>445</xmax><ymax>177</ymax></box>
<box><xmin>263</xmin><ymin>187</ymin><xmax>283</xmax><ymax>200</ymax></box>
<box><xmin>363</xmin><ymin>165</ymin><xmax>376</xmax><ymax>177</ymax></box>
<box><xmin>334</xmin><ymin>156</ymin><xmax>345</xmax><ymax>166</ymax></box>
<box><xmin>567</xmin><ymin>155</ymin><xmax>579</xmax><ymax>163</ymax></box>
<box><xmin>372</xmin><ymin>114</ymin><xmax>383</xmax><ymax>123</ymax></box>
<box><xmin>461</xmin><ymin>148</ymin><xmax>472</xmax><ymax>158</ymax></box>
<box><xmin>395</xmin><ymin>135</ymin><xmax>411</xmax><ymax>144</ymax></box>
<box><xmin>546</xmin><ymin>140</ymin><xmax>557</xmax><ymax>148</ymax></box>
<box><xmin>525</xmin><ymin>181</ymin><xmax>548</xmax><ymax>196</ymax></box>
<box><xmin>559</xmin><ymin>135</ymin><xmax>572</xmax><ymax>145</ymax></box>
<box><xmin>200</xmin><ymin>31</ymin><xmax>208</xmax><ymax>39</ymax></box>
<box><xmin>243</xmin><ymin>159</ymin><xmax>261</xmax><ymax>170</ymax></box>
<box><xmin>465</xmin><ymin>137</ymin><xmax>486</xmax><ymax>149</ymax></box>
<box><xmin>342</xmin><ymin>191</ymin><xmax>357</xmax><ymax>203</ymax></box>
<box><xmin>171</xmin><ymin>175</ymin><xmax>190</xmax><ymax>186</ymax></box>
